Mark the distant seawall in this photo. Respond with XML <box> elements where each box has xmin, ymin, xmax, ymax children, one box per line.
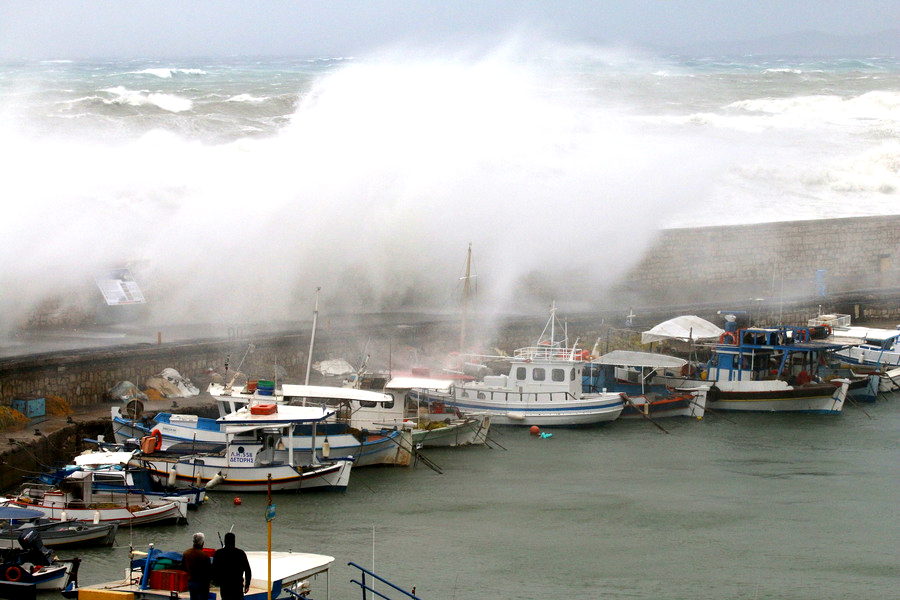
<box><xmin>617</xmin><ymin>215</ymin><xmax>900</xmax><ymax>306</ymax></box>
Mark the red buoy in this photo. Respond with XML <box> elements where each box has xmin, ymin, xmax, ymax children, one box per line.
<box><xmin>529</xmin><ymin>425</ymin><xmax>540</xmax><ymax>435</ymax></box>
<box><xmin>233</xmin><ymin>497</ymin><xmax>242</xmax><ymax>505</ymax></box>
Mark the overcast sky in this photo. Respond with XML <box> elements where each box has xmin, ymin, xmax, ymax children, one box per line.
<box><xmin>2</xmin><ymin>1</ymin><xmax>900</xmax><ymax>59</ymax></box>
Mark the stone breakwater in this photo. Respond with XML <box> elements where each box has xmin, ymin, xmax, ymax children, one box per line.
<box><xmin>617</xmin><ymin>214</ymin><xmax>900</xmax><ymax>307</ymax></box>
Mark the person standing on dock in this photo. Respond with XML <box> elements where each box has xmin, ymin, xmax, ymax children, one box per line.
<box><xmin>213</xmin><ymin>531</ymin><xmax>252</xmax><ymax>600</ymax></box>
<box><xmin>182</xmin><ymin>532</ymin><xmax>211</xmax><ymax>600</ymax></box>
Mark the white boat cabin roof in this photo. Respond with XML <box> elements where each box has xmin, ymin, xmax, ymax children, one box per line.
<box><xmin>74</xmin><ymin>450</ymin><xmax>136</xmax><ymax>467</ymax></box>
<box><xmin>280</xmin><ymin>384</ymin><xmax>394</xmax><ymax>404</ymax></box>
<box><xmin>592</xmin><ymin>350</ymin><xmax>688</xmax><ymax>369</ymax></box>
<box><xmin>217</xmin><ymin>404</ymin><xmax>334</xmax><ymax>429</ymax></box>
<box><xmin>246</xmin><ymin>551</ymin><xmax>334</xmax><ymax>588</ymax></box>
<box><xmin>385</xmin><ymin>377</ymin><xmax>454</xmax><ymax>393</ymax></box>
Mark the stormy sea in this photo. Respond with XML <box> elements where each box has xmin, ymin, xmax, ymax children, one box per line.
<box><xmin>1</xmin><ymin>50</ymin><xmax>899</xmax><ymax>327</ymax></box>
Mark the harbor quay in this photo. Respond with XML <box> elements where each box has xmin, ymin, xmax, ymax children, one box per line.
<box><xmin>0</xmin><ymin>287</ymin><xmax>898</xmax><ymax>493</ymax></box>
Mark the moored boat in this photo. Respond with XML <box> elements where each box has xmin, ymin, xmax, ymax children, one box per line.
<box><xmin>584</xmin><ymin>350</ymin><xmax>708</xmax><ymax>419</ymax></box>
<box><xmin>135</xmin><ymin>403</ymin><xmax>353</xmax><ymax>493</ymax></box>
<box><xmin>0</xmin><ymin>506</ymin><xmax>116</xmax><ymax>549</ymax></box>
<box><xmin>442</xmin><ymin>303</ymin><xmax>624</xmax><ymax>426</ymax></box>
<box><xmin>64</xmin><ymin>543</ymin><xmax>333</xmax><ymax>600</ymax></box>
<box><xmin>654</xmin><ymin>326</ymin><xmax>850</xmax><ymax>414</ymax></box>
<box><xmin>5</xmin><ymin>468</ymin><xmax>188</xmax><ymax>526</ymax></box>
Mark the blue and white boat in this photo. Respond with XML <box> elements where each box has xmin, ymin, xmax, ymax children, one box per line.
<box><xmin>584</xmin><ymin>350</ymin><xmax>708</xmax><ymax>419</ymax></box>
<box><xmin>38</xmin><ymin>449</ymin><xmax>207</xmax><ymax>509</ymax></box>
<box><xmin>654</xmin><ymin>326</ymin><xmax>850</xmax><ymax>414</ymax></box>
<box><xmin>112</xmin><ymin>385</ymin><xmax>412</xmax><ymax>468</ymax></box>
<box><xmin>135</xmin><ymin>403</ymin><xmax>353</xmax><ymax>493</ymax></box>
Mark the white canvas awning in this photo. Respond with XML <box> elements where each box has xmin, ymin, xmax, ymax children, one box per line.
<box><xmin>641</xmin><ymin>315</ymin><xmax>724</xmax><ymax>344</ymax></box>
<box><xmin>592</xmin><ymin>350</ymin><xmax>687</xmax><ymax>369</ymax></box>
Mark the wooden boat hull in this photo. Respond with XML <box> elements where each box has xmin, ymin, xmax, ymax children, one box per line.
<box><xmin>0</xmin><ymin>521</ymin><xmax>117</xmax><ymax>549</ymax></box>
<box><xmin>140</xmin><ymin>456</ymin><xmax>352</xmax><ymax>492</ymax></box>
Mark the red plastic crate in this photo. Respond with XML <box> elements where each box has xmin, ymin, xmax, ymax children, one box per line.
<box><xmin>149</xmin><ymin>569</ymin><xmax>189</xmax><ymax>592</ymax></box>
<box><xmin>250</xmin><ymin>403</ymin><xmax>276</xmax><ymax>415</ymax></box>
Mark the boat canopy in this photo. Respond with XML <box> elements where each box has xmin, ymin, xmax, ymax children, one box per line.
<box><xmin>74</xmin><ymin>450</ymin><xmax>135</xmax><ymax>467</ymax></box>
<box><xmin>385</xmin><ymin>377</ymin><xmax>454</xmax><ymax>393</ymax></box>
<box><xmin>0</xmin><ymin>506</ymin><xmax>45</xmax><ymax>520</ymax></box>
<box><xmin>641</xmin><ymin>315</ymin><xmax>724</xmax><ymax>344</ymax></box>
<box><xmin>218</xmin><ymin>404</ymin><xmax>334</xmax><ymax>428</ymax></box>
<box><xmin>246</xmin><ymin>551</ymin><xmax>335</xmax><ymax>587</ymax></box>
<box><xmin>592</xmin><ymin>350</ymin><xmax>688</xmax><ymax>369</ymax></box>
<box><xmin>281</xmin><ymin>384</ymin><xmax>393</xmax><ymax>404</ymax></box>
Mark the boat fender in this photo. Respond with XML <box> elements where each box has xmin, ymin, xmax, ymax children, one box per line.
<box><xmin>5</xmin><ymin>565</ymin><xmax>22</xmax><ymax>582</ymax></box>
<box><xmin>206</xmin><ymin>472</ymin><xmax>226</xmax><ymax>489</ymax></box>
<box><xmin>167</xmin><ymin>469</ymin><xmax>177</xmax><ymax>486</ymax></box>
<box><xmin>540</xmin><ymin>432</ymin><xmax>553</xmax><ymax>439</ymax></box>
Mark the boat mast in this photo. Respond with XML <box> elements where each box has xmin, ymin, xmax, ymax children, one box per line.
<box><xmin>304</xmin><ymin>287</ymin><xmax>321</xmax><ymax>386</ymax></box>
<box><xmin>459</xmin><ymin>243</ymin><xmax>472</xmax><ymax>352</ymax></box>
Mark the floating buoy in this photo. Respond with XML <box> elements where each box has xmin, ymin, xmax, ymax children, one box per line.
<box><xmin>540</xmin><ymin>432</ymin><xmax>553</xmax><ymax>439</ymax></box>
<box><xmin>233</xmin><ymin>497</ymin><xmax>242</xmax><ymax>505</ymax></box>
<box><xmin>529</xmin><ymin>425</ymin><xmax>540</xmax><ymax>436</ymax></box>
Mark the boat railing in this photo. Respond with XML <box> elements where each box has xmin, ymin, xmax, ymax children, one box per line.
<box><xmin>513</xmin><ymin>346</ymin><xmax>588</xmax><ymax>361</ymax></box>
<box><xmin>348</xmin><ymin>561</ymin><xmax>421</xmax><ymax>600</ymax></box>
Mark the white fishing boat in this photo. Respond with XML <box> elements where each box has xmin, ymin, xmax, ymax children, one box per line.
<box><xmin>135</xmin><ymin>403</ymin><xmax>353</xmax><ymax>492</ymax></box>
<box><xmin>64</xmin><ymin>543</ymin><xmax>334</xmax><ymax>600</ymax></box>
<box><xmin>112</xmin><ymin>397</ymin><xmax>410</xmax><ymax>468</ymax></box>
<box><xmin>335</xmin><ymin>375</ymin><xmax>492</xmax><ymax>447</ymax></box>
<box><xmin>443</xmin><ymin>303</ymin><xmax>624</xmax><ymax>426</ymax></box>
<box><xmin>5</xmin><ymin>468</ymin><xmax>188</xmax><ymax>527</ymax></box>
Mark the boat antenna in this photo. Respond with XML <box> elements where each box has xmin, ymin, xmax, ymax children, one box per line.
<box><xmin>305</xmin><ymin>287</ymin><xmax>321</xmax><ymax>386</ymax></box>
<box><xmin>227</xmin><ymin>343</ymin><xmax>256</xmax><ymax>390</ymax></box>
<box><xmin>459</xmin><ymin>243</ymin><xmax>474</xmax><ymax>352</ymax></box>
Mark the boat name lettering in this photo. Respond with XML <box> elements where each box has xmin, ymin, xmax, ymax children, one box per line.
<box><xmin>229</xmin><ymin>451</ymin><xmax>254</xmax><ymax>464</ymax></box>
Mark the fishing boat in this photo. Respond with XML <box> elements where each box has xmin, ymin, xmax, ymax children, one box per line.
<box><xmin>113</xmin><ymin>389</ymin><xmax>411</xmax><ymax>468</ymax></box>
<box><xmin>442</xmin><ymin>303</ymin><xmax>624</xmax><ymax>426</ymax></box>
<box><xmin>38</xmin><ymin>449</ymin><xmax>207</xmax><ymax>509</ymax></box>
<box><xmin>654</xmin><ymin>326</ymin><xmax>850</xmax><ymax>414</ymax></box>
<box><xmin>4</xmin><ymin>467</ymin><xmax>188</xmax><ymax>526</ymax></box>
<box><xmin>64</xmin><ymin>543</ymin><xmax>334</xmax><ymax>600</ymax></box>
<box><xmin>338</xmin><ymin>375</ymin><xmax>492</xmax><ymax>447</ymax></box>
<box><xmin>584</xmin><ymin>350</ymin><xmax>708</xmax><ymax>419</ymax></box>
<box><xmin>0</xmin><ymin>506</ymin><xmax>116</xmax><ymax>549</ymax></box>
<box><xmin>0</xmin><ymin>526</ymin><xmax>78</xmax><ymax>592</ymax></box>
<box><xmin>134</xmin><ymin>403</ymin><xmax>353</xmax><ymax>493</ymax></box>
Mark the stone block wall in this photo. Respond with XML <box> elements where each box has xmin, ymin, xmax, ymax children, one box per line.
<box><xmin>618</xmin><ymin>215</ymin><xmax>900</xmax><ymax>305</ymax></box>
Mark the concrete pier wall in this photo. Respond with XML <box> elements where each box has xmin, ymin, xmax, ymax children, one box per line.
<box><xmin>617</xmin><ymin>215</ymin><xmax>900</xmax><ymax>306</ymax></box>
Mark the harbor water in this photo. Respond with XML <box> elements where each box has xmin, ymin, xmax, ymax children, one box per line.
<box><xmin>71</xmin><ymin>399</ymin><xmax>898</xmax><ymax>600</ymax></box>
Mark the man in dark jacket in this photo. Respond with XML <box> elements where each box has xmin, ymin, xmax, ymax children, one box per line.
<box><xmin>213</xmin><ymin>532</ymin><xmax>252</xmax><ymax>600</ymax></box>
<box><xmin>182</xmin><ymin>532</ymin><xmax>211</xmax><ymax>600</ymax></box>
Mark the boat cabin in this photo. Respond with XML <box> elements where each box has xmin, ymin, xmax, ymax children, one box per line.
<box><xmin>707</xmin><ymin>326</ymin><xmax>835</xmax><ymax>383</ymax></box>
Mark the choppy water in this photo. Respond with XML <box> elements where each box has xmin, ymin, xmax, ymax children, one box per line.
<box><xmin>2</xmin><ymin>51</ymin><xmax>900</xmax><ymax>327</ymax></box>
<box><xmin>70</xmin><ymin>399</ymin><xmax>898</xmax><ymax>600</ymax></box>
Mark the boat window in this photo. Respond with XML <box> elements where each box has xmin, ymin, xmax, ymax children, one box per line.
<box><xmin>533</xmin><ymin>368</ymin><xmax>546</xmax><ymax>381</ymax></box>
<box><xmin>359</xmin><ymin>400</ymin><xmax>377</xmax><ymax>408</ymax></box>
<box><xmin>551</xmin><ymin>368</ymin><xmax>565</xmax><ymax>382</ymax></box>
<box><xmin>516</xmin><ymin>367</ymin><xmax>527</xmax><ymax>381</ymax></box>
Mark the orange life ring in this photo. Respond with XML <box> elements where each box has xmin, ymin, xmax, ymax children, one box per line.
<box><xmin>151</xmin><ymin>428</ymin><xmax>163</xmax><ymax>452</ymax></box>
<box><xmin>5</xmin><ymin>565</ymin><xmax>22</xmax><ymax>582</ymax></box>
<box><xmin>719</xmin><ymin>332</ymin><xmax>737</xmax><ymax>345</ymax></box>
